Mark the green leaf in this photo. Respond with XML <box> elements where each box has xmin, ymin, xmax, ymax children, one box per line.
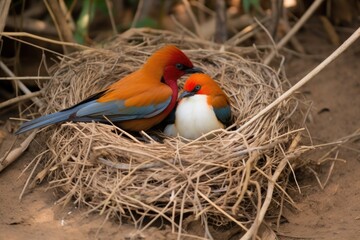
<box><xmin>74</xmin><ymin>0</ymin><xmax>96</xmax><ymax>44</ymax></box>
<box><xmin>134</xmin><ymin>17</ymin><xmax>158</xmax><ymax>28</ymax></box>
<box><xmin>242</xmin><ymin>0</ymin><xmax>260</xmax><ymax>13</ymax></box>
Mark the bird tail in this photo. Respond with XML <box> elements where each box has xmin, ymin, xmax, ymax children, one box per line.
<box><xmin>15</xmin><ymin>110</ymin><xmax>74</xmax><ymax>135</ymax></box>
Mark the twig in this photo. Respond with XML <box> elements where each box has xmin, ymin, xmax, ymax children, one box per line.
<box><xmin>281</xmin><ymin>8</ymin><xmax>305</xmax><ymax>54</ymax></box>
<box><xmin>264</xmin><ymin>0</ymin><xmax>325</xmax><ymax>65</ymax></box>
<box><xmin>105</xmin><ymin>0</ymin><xmax>118</xmax><ymax>35</ymax></box>
<box><xmin>59</xmin><ymin>0</ymin><xmax>75</xmax><ymax>32</ymax></box>
<box><xmin>131</xmin><ymin>0</ymin><xmax>144</xmax><ymax>28</ymax></box>
<box><xmin>270</xmin><ymin>0</ymin><xmax>282</xmax><ymax>40</ymax></box>
<box><xmin>0</xmin><ymin>32</ymin><xmax>90</xmax><ymax>50</ymax></box>
<box><xmin>214</xmin><ymin>0</ymin><xmax>227</xmax><ymax>43</ymax></box>
<box><xmin>238</xmin><ymin>27</ymin><xmax>360</xmax><ymax>133</ymax></box>
<box><xmin>0</xmin><ymin>0</ymin><xmax>11</xmax><ymax>40</ymax></box>
<box><xmin>44</xmin><ymin>0</ymin><xmax>75</xmax><ymax>54</ymax></box>
<box><xmin>19</xmin><ymin>149</ymin><xmax>48</xmax><ymax>200</ymax></box>
<box><xmin>97</xmin><ymin>157</ymin><xmax>163</xmax><ymax>170</ymax></box>
<box><xmin>0</xmin><ymin>60</ymin><xmax>43</xmax><ymax>108</ymax></box>
<box><xmin>190</xmin><ymin>0</ymin><xmax>215</xmax><ymax>17</ymax></box>
<box><xmin>226</xmin><ymin>16</ymin><xmax>270</xmax><ymax>45</ymax></box>
<box><xmin>182</xmin><ymin>0</ymin><xmax>203</xmax><ymax>39</ymax></box>
<box><xmin>241</xmin><ymin>133</ymin><xmax>302</xmax><ymax>238</ymax></box>
<box><xmin>197</xmin><ymin>191</ymin><xmax>250</xmax><ymax>234</ymax></box>
<box><xmin>240</xmin><ymin>135</ymin><xmax>301</xmax><ymax>240</ymax></box>
<box><xmin>170</xmin><ymin>15</ymin><xmax>199</xmax><ymax>39</ymax></box>
<box><xmin>322</xmin><ymin>153</ymin><xmax>337</xmax><ymax>188</ymax></box>
<box><xmin>0</xmin><ymin>91</ymin><xmax>42</xmax><ymax>109</ymax></box>
<box><xmin>6</xmin><ymin>16</ymin><xmax>58</xmax><ymax>35</ymax></box>
<box><xmin>0</xmin><ymin>76</ymin><xmax>51</xmax><ymax>80</ymax></box>
<box><xmin>0</xmin><ymin>132</ymin><xmax>37</xmax><ymax>173</ymax></box>
<box><xmin>319</xmin><ymin>16</ymin><xmax>340</xmax><ymax>46</ymax></box>
<box><xmin>307</xmin><ymin>166</ymin><xmax>324</xmax><ymax>189</ymax></box>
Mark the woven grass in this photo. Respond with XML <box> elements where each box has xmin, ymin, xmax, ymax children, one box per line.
<box><xmin>30</xmin><ymin>28</ymin><xmax>306</xmax><ymax>237</ymax></box>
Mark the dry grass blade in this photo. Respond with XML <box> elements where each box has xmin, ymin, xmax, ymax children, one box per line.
<box><xmin>239</xmin><ymin>26</ymin><xmax>360</xmax><ymax>133</ymax></box>
<box><xmin>182</xmin><ymin>0</ymin><xmax>203</xmax><ymax>39</ymax></box>
<box><xmin>44</xmin><ymin>0</ymin><xmax>75</xmax><ymax>54</ymax></box>
<box><xmin>0</xmin><ymin>32</ymin><xmax>90</xmax><ymax>51</ymax></box>
<box><xmin>264</xmin><ymin>0</ymin><xmax>326</xmax><ymax>65</ymax></box>
<box><xmin>0</xmin><ymin>0</ymin><xmax>11</xmax><ymax>39</ymax></box>
<box><xmin>0</xmin><ymin>61</ymin><xmax>43</xmax><ymax>108</ymax></box>
<box><xmin>0</xmin><ymin>91</ymin><xmax>42</xmax><ymax>110</ymax></box>
<box><xmin>0</xmin><ymin>132</ymin><xmax>37</xmax><ymax>173</ymax></box>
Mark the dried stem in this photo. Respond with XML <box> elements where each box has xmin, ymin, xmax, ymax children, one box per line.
<box><xmin>0</xmin><ymin>91</ymin><xmax>42</xmax><ymax>110</ymax></box>
<box><xmin>44</xmin><ymin>0</ymin><xmax>75</xmax><ymax>54</ymax></box>
<box><xmin>0</xmin><ymin>60</ymin><xmax>43</xmax><ymax>108</ymax></box>
<box><xmin>239</xmin><ymin>27</ymin><xmax>360</xmax><ymax>132</ymax></box>
<box><xmin>0</xmin><ymin>0</ymin><xmax>11</xmax><ymax>40</ymax></box>
<box><xmin>215</xmin><ymin>0</ymin><xmax>227</xmax><ymax>43</ymax></box>
<box><xmin>264</xmin><ymin>0</ymin><xmax>325</xmax><ymax>65</ymax></box>
<box><xmin>0</xmin><ymin>132</ymin><xmax>37</xmax><ymax>173</ymax></box>
<box><xmin>105</xmin><ymin>0</ymin><xmax>118</xmax><ymax>35</ymax></box>
<box><xmin>182</xmin><ymin>0</ymin><xmax>203</xmax><ymax>38</ymax></box>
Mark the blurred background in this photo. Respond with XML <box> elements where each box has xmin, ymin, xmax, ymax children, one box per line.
<box><xmin>0</xmin><ymin>0</ymin><xmax>359</xmax><ymax>116</ymax></box>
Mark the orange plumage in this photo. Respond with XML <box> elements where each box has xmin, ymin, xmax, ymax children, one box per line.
<box><xmin>15</xmin><ymin>45</ymin><xmax>202</xmax><ymax>134</ymax></box>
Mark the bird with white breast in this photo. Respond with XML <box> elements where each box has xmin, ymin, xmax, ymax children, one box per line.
<box><xmin>164</xmin><ymin>73</ymin><xmax>231</xmax><ymax>139</ymax></box>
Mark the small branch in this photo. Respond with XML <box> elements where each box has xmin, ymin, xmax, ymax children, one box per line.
<box><xmin>131</xmin><ymin>0</ymin><xmax>158</xmax><ymax>28</ymax></box>
<box><xmin>182</xmin><ymin>0</ymin><xmax>203</xmax><ymax>39</ymax></box>
<box><xmin>0</xmin><ymin>76</ymin><xmax>51</xmax><ymax>81</ymax></box>
<box><xmin>280</xmin><ymin>8</ymin><xmax>305</xmax><ymax>54</ymax></box>
<box><xmin>269</xmin><ymin>0</ymin><xmax>283</xmax><ymax>40</ymax></box>
<box><xmin>105</xmin><ymin>0</ymin><xmax>118</xmax><ymax>35</ymax></box>
<box><xmin>98</xmin><ymin>157</ymin><xmax>163</xmax><ymax>170</ymax></box>
<box><xmin>0</xmin><ymin>60</ymin><xmax>43</xmax><ymax>108</ymax></box>
<box><xmin>170</xmin><ymin>15</ymin><xmax>199</xmax><ymax>39</ymax></box>
<box><xmin>0</xmin><ymin>132</ymin><xmax>37</xmax><ymax>173</ymax></box>
<box><xmin>319</xmin><ymin>15</ymin><xmax>340</xmax><ymax>46</ymax></box>
<box><xmin>264</xmin><ymin>0</ymin><xmax>325</xmax><ymax>65</ymax></box>
<box><xmin>239</xmin><ymin>27</ymin><xmax>360</xmax><ymax>235</ymax></box>
<box><xmin>131</xmin><ymin>0</ymin><xmax>144</xmax><ymax>28</ymax></box>
<box><xmin>238</xmin><ymin>27</ymin><xmax>360</xmax><ymax>133</ymax></box>
<box><xmin>215</xmin><ymin>0</ymin><xmax>227</xmax><ymax>43</ymax></box>
<box><xmin>240</xmin><ymin>155</ymin><xmax>288</xmax><ymax>240</ymax></box>
<box><xmin>0</xmin><ymin>0</ymin><xmax>11</xmax><ymax>40</ymax></box>
<box><xmin>226</xmin><ymin>16</ymin><xmax>270</xmax><ymax>45</ymax></box>
<box><xmin>1</xmin><ymin>31</ymin><xmax>90</xmax><ymax>51</ymax></box>
<box><xmin>0</xmin><ymin>91</ymin><xmax>42</xmax><ymax>110</ymax></box>
<box><xmin>59</xmin><ymin>0</ymin><xmax>75</xmax><ymax>32</ymax></box>
<box><xmin>44</xmin><ymin>0</ymin><xmax>75</xmax><ymax>54</ymax></box>
<box><xmin>197</xmin><ymin>191</ymin><xmax>250</xmax><ymax>234</ymax></box>
<box><xmin>6</xmin><ymin>16</ymin><xmax>58</xmax><ymax>35</ymax></box>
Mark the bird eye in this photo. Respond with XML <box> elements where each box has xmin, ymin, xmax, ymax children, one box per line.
<box><xmin>175</xmin><ymin>63</ymin><xmax>185</xmax><ymax>70</ymax></box>
<box><xmin>194</xmin><ymin>85</ymin><xmax>201</xmax><ymax>92</ymax></box>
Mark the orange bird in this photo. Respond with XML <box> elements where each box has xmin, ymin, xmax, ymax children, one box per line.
<box><xmin>15</xmin><ymin>45</ymin><xmax>202</xmax><ymax>134</ymax></box>
<box><xmin>164</xmin><ymin>73</ymin><xmax>231</xmax><ymax>139</ymax></box>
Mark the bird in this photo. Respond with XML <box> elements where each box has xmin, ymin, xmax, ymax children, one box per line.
<box><xmin>164</xmin><ymin>73</ymin><xmax>231</xmax><ymax>139</ymax></box>
<box><xmin>15</xmin><ymin>45</ymin><xmax>202</xmax><ymax>135</ymax></box>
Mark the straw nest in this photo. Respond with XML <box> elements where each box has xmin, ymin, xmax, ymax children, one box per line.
<box><xmin>31</xmin><ymin>29</ymin><xmax>305</xmax><ymax>235</ymax></box>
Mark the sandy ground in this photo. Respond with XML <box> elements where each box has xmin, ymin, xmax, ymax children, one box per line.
<box><xmin>0</xmin><ymin>25</ymin><xmax>359</xmax><ymax>239</ymax></box>
<box><xmin>277</xmin><ymin>27</ymin><xmax>360</xmax><ymax>239</ymax></box>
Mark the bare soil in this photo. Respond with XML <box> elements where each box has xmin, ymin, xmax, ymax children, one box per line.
<box><xmin>1</xmin><ymin>26</ymin><xmax>359</xmax><ymax>239</ymax></box>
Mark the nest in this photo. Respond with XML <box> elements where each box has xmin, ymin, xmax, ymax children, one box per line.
<box><xmin>31</xmin><ymin>29</ymin><xmax>305</xmax><ymax>237</ymax></box>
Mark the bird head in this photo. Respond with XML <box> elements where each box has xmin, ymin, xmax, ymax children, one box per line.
<box><xmin>179</xmin><ymin>73</ymin><xmax>225</xmax><ymax>99</ymax></box>
<box><xmin>143</xmin><ymin>45</ymin><xmax>203</xmax><ymax>83</ymax></box>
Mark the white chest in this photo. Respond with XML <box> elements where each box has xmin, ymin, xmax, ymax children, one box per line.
<box><xmin>174</xmin><ymin>95</ymin><xmax>224</xmax><ymax>139</ymax></box>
